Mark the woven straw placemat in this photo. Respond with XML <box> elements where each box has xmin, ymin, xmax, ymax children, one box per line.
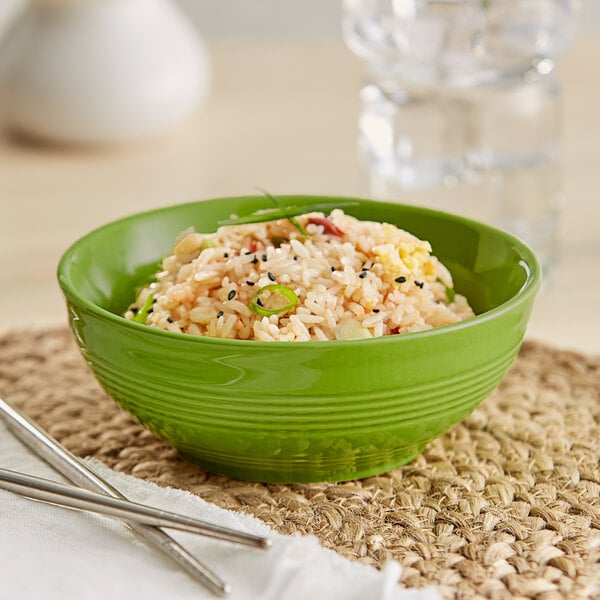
<box><xmin>1</xmin><ymin>328</ymin><xmax>598</xmax><ymax>599</ymax></box>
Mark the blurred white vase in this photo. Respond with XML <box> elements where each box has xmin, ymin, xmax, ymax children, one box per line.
<box><xmin>1</xmin><ymin>0</ymin><xmax>210</xmax><ymax>144</ymax></box>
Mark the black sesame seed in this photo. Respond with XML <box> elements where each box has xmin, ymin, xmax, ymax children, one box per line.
<box><xmin>251</xmin><ymin>256</ymin><xmax>259</xmax><ymax>264</ymax></box>
<box><xmin>131</xmin><ymin>307</ymin><xmax>139</xmax><ymax>314</ymax></box>
<box><xmin>361</xmin><ymin>267</ymin><xmax>369</xmax><ymax>271</ymax></box>
<box><xmin>256</xmin><ymin>298</ymin><xmax>264</xmax><ymax>307</ymax></box>
<box><xmin>267</xmin><ymin>272</ymin><xmax>276</xmax><ymax>282</ymax></box>
<box><xmin>262</xmin><ymin>254</ymin><xmax>267</xmax><ymax>262</ymax></box>
<box><xmin>394</xmin><ymin>276</ymin><xmax>407</xmax><ymax>283</ymax></box>
<box><xmin>244</xmin><ymin>251</ymin><xmax>251</xmax><ymax>255</ymax></box>
<box><xmin>246</xmin><ymin>281</ymin><xmax>255</xmax><ymax>286</ymax></box>
<box><xmin>293</xmin><ymin>256</ymin><xmax>298</xmax><ymax>261</ymax></box>
<box><xmin>373</xmin><ymin>309</ymin><xmax>380</xmax><ymax>313</ymax></box>
<box><xmin>228</xmin><ymin>289</ymin><xmax>236</xmax><ymax>300</ymax></box>
<box><xmin>223</xmin><ymin>252</ymin><xmax>229</xmax><ymax>258</ymax></box>
<box><xmin>331</xmin><ymin>266</ymin><xmax>336</xmax><ymax>272</ymax></box>
<box><xmin>359</xmin><ymin>271</ymin><xmax>367</xmax><ymax>279</ymax></box>
<box><xmin>166</xmin><ymin>317</ymin><xmax>173</xmax><ymax>323</ymax></box>
<box><xmin>147</xmin><ymin>308</ymin><xmax>154</xmax><ymax>314</ymax></box>
<box><xmin>415</xmin><ymin>281</ymin><xmax>424</xmax><ymax>288</ymax></box>
<box><xmin>217</xmin><ymin>311</ymin><xmax>224</xmax><ymax>318</ymax></box>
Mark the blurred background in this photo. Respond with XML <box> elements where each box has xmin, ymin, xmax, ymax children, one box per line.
<box><xmin>5</xmin><ymin>1</ymin><xmax>599</xmax><ymax>41</ymax></box>
<box><xmin>0</xmin><ymin>0</ymin><xmax>598</xmax><ymax>352</ymax></box>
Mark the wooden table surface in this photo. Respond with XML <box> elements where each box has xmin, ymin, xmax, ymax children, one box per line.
<box><xmin>1</xmin><ymin>35</ymin><xmax>598</xmax><ymax>354</ymax></box>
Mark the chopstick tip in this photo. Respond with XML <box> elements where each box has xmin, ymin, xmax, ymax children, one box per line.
<box><xmin>221</xmin><ymin>583</ymin><xmax>233</xmax><ymax>596</ymax></box>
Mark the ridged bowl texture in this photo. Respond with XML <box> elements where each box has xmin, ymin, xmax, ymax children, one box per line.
<box><xmin>57</xmin><ymin>196</ymin><xmax>541</xmax><ymax>482</ymax></box>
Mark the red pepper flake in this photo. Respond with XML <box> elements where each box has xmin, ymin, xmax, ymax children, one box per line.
<box><xmin>307</xmin><ymin>217</ymin><xmax>344</xmax><ymax>237</ymax></box>
<box><xmin>249</xmin><ymin>241</ymin><xmax>258</xmax><ymax>253</ymax></box>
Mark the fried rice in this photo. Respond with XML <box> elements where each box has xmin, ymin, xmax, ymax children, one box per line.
<box><xmin>124</xmin><ymin>209</ymin><xmax>474</xmax><ymax>341</ymax></box>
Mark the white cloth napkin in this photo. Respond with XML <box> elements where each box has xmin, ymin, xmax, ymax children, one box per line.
<box><xmin>0</xmin><ymin>422</ymin><xmax>441</xmax><ymax>600</ymax></box>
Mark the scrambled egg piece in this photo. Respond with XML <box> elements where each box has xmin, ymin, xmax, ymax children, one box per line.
<box><xmin>372</xmin><ymin>225</ymin><xmax>436</xmax><ymax>282</ymax></box>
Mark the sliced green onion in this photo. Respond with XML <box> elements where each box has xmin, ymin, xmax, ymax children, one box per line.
<box><xmin>263</xmin><ymin>189</ymin><xmax>284</xmax><ymax>210</ymax></box>
<box><xmin>132</xmin><ymin>294</ymin><xmax>154</xmax><ymax>323</ymax></box>
<box><xmin>218</xmin><ymin>201</ymin><xmax>359</xmax><ymax>227</ymax></box>
<box><xmin>270</xmin><ymin>236</ymin><xmax>288</xmax><ymax>247</ymax></box>
<box><xmin>264</xmin><ymin>190</ymin><xmax>307</xmax><ymax>237</ymax></box>
<box><xmin>200</xmin><ymin>238</ymin><xmax>215</xmax><ymax>250</ymax></box>
<box><xmin>437</xmin><ymin>278</ymin><xmax>456</xmax><ymax>303</ymax></box>
<box><xmin>248</xmin><ymin>284</ymin><xmax>299</xmax><ymax>317</ymax></box>
<box><xmin>288</xmin><ymin>216</ymin><xmax>308</xmax><ymax>237</ymax></box>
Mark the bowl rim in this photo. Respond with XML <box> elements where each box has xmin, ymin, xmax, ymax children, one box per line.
<box><xmin>57</xmin><ymin>194</ymin><xmax>542</xmax><ymax>348</ymax></box>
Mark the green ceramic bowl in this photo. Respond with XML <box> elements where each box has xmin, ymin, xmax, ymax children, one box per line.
<box><xmin>57</xmin><ymin>196</ymin><xmax>541</xmax><ymax>483</ymax></box>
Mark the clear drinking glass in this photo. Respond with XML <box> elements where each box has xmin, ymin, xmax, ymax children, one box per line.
<box><xmin>342</xmin><ymin>0</ymin><xmax>580</xmax><ymax>272</ymax></box>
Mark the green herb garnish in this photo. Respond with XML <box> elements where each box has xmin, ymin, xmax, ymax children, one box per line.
<box><xmin>288</xmin><ymin>216</ymin><xmax>308</xmax><ymax>237</ymax></box>
<box><xmin>248</xmin><ymin>284</ymin><xmax>299</xmax><ymax>317</ymax></box>
<box><xmin>218</xmin><ymin>191</ymin><xmax>359</xmax><ymax>229</ymax></box>
<box><xmin>132</xmin><ymin>294</ymin><xmax>154</xmax><ymax>323</ymax></box>
<box><xmin>266</xmin><ymin>191</ymin><xmax>307</xmax><ymax>237</ymax></box>
<box><xmin>270</xmin><ymin>236</ymin><xmax>288</xmax><ymax>247</ymax></box>
<box><xmin>218</xmin><ymin>202</ymin><xmax>358</xmax><ymax>226</ymax></box>
<box><xmin>200</xmin><ymin>238</ymin><xmax>215</xmax><ymax>250</ymax></box>
<box><xmin>437</xmin><ymin>278</ymin><xmax>456</xmax><ymax>303</ymax></box>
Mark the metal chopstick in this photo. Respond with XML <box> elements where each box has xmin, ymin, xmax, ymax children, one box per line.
<box><xmin>0</xmin><ymin>467</ymin><xmax>270</xmax><ymax>549</ymax></box>
<box><xmin>0</xmin><ymin>397</ymin><xmax>236</xmax><ymax>596</ymax></box>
